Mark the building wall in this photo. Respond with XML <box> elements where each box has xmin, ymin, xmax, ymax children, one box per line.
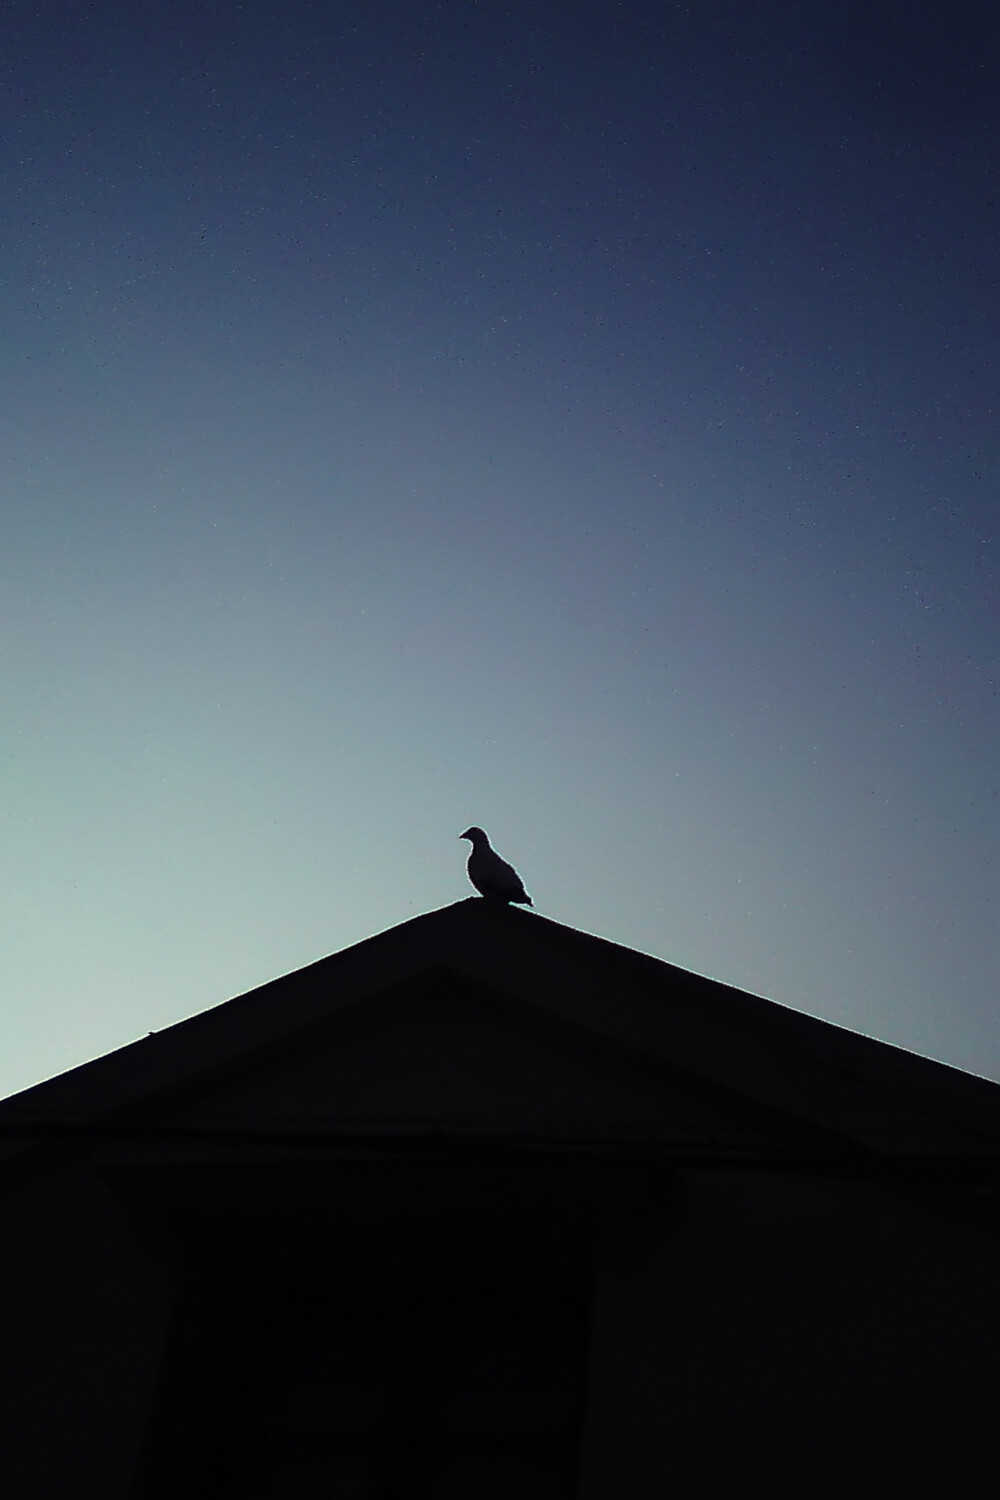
<box><xmin>0</xmin><ymin>1165</ymin><xmax>173</xmax><ymax>1500</ymax></box>
<box><xmin>2</xmin><ymin>1149</ymin><xmax>998</xmax><ymax>1498</ymax></box>
<box><xmin>581</xmin><ymin>1168</ymin><xmax>1000</xmax><ymax>1499</ymax></box>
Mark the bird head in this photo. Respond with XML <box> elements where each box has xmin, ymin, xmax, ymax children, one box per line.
<box><xmin>460</xmin><ymin>826</ymin><xmax>486</xmax><ymax>842</ymax></box>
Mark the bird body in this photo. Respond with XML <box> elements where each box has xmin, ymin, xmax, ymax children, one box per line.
<box><xmin>460</xmin><ymin>827</ymin><xmax>532</xmax><ymax>905</ymax></box>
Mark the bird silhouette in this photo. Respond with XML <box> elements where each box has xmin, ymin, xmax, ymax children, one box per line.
<box><xmin>460</xmin><ymin>827</ymin><xmax>532</xmax><ymax>905</ymax></box>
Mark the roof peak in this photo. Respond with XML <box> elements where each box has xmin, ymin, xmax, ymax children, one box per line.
<box><xmin>2</xmin><ymin>902</ymin><xmax>999</xmax><ymax>1164</ymax></box>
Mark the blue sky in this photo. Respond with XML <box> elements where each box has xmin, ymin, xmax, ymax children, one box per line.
<box><xmin>1</xmin><ymin>1</ymin><xmax>996</xmax><ymax>1097</ymax></box>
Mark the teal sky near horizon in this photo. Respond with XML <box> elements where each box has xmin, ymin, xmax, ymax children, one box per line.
<box><xmin>2</xmin><ymin>1</ymin><xmax>997</xmax><ymax>1099</ymax></box>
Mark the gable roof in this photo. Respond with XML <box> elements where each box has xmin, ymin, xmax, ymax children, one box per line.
<box><xmin>2</xmin><ymin>900</ymin><xmax>999</xmax><ymax>1180</ymax></box>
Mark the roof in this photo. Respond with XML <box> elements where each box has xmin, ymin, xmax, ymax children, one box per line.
<box><xmin>2</xmin><ymin>900</ymin><xmax>999</xmax><ymax>1184</ymax></box>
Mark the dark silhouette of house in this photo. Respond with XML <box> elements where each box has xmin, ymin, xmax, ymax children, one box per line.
<box><xmin>1</xmin><ymin>898</ymin><xmax>999</xmax><ymax>1498</ymax></box>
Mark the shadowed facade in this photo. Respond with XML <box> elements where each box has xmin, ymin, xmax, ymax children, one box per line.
<box><xmin>1</xmin><ymin>899</ymin><xmax>999</xmax><ymax>1497</ymax></box>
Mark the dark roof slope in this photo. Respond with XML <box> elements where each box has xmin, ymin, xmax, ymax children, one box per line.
<box><xmin>1</xmin><ymin>900</ymin><xmax>998</xmax><ymax>1166</ymax></box>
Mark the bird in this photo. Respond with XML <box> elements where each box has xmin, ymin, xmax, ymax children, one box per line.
<box><xmin>460</xmin><ymin>827</ymin><xmax>532</xmax><ymax>905</ymax></box>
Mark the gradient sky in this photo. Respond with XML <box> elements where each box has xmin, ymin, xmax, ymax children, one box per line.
<box><xmin>2</xmin><ymin>1</ymin><xmax>997</xmax><ymax>1099</ymax></box>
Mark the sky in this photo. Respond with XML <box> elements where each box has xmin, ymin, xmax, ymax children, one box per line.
<box><xmin>1</xmin><ymin>0</ymin><xmax>996</xmax><ymax>1098</ymax></box>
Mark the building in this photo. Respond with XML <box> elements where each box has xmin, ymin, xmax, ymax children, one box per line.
<box><xmin>1</xmin><ymin>898</ymin><xmax>998</xmax><ymax>1498</ymax></box>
